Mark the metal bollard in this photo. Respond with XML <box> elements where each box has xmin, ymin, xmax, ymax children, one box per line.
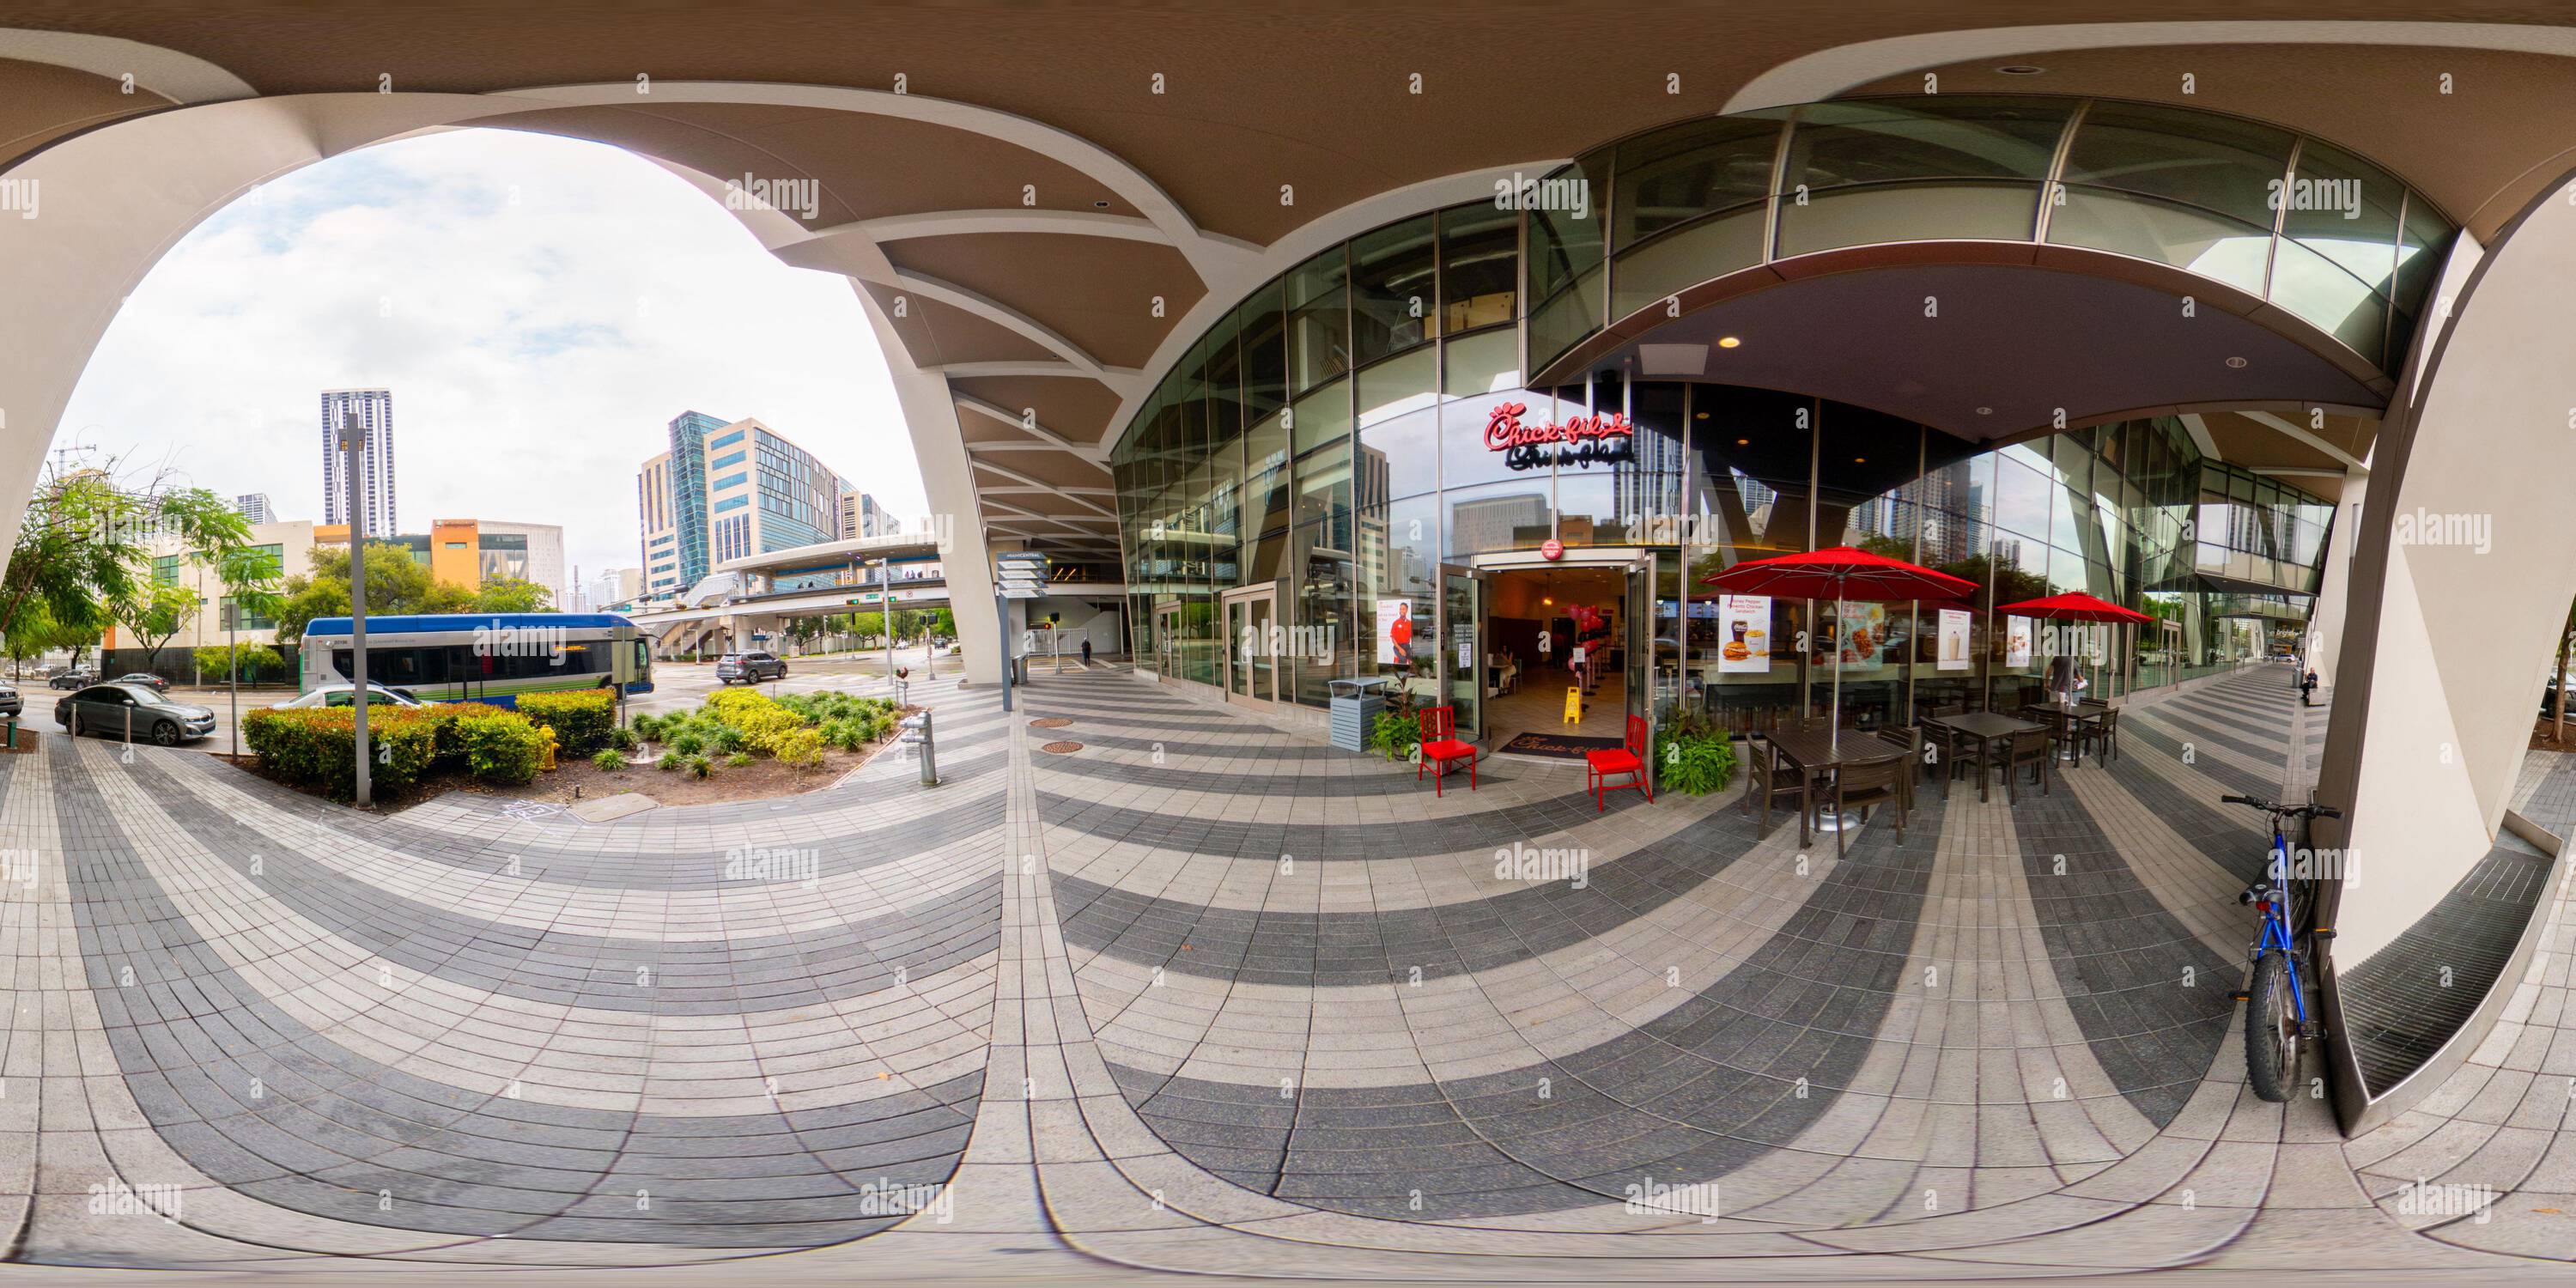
<box><xmin>904</xmin><ymin>710</ymin><xmax>939</xmax><ymax>786</ymax></box>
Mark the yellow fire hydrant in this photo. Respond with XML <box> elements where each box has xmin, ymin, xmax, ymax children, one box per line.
<box><xmin>538</xmin><ymin>725</ymin><xmax>558</xmax><ymax>772</ymax></box>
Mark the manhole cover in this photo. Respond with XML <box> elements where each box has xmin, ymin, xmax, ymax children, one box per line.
<box><xmin>1041</xmin><ymin>740</ymin><xmax>1084</xmax><ymax>754</ymax></box>
<box><xmin>1030</xmin><ymin>717</ymin><xmax>1072</xmax><ymax>728</ymax></box>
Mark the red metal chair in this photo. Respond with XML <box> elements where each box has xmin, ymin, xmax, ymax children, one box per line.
<box><xmin>1586</xmin><ymin>715</ymin><xmax>1651</xmax><ymax>812</ymax></box>
<box><xmin>1416</xmin><ymin>704</ymin><xmax>1477</xmax><ymax>796</ymax></box>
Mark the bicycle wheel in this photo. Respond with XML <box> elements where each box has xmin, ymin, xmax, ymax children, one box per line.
<box><xmin>2245</xmin><ymin>952</ymin><xmax>2299</xmax><ymax>1103</ymax></box>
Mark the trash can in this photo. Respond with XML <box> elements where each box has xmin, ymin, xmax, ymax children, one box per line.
<box><xmin>1327</xmin><ymin>676</ymin><xmax>1392</xmax><ymax>753</ymax></box>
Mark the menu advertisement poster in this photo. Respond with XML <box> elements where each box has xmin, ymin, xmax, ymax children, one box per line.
<box><xmin>1835</xmin><ymin>600</ymin><xmax>1887</xmax><ymax>665</ymax></box>
<box><xmin>1938</xmin><ymin>609</ymin><xmax>1971</xmax><ymax>671</ymax></box>
<box><xmin>1718</xmin><ymin>595</ymin><xmax>1771</xmax><ymax>673</ymax></box>
<box><xmin>2005</xmin><ymin>616</ymin><xmax>2033</xmax><ymax>668</ymax></box>
<box><xmin>1377</xmin><ymin>598</ymin><xmax>1418</xmax><ymax>665</ymax></box>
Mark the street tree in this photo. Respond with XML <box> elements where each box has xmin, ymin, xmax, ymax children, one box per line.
<box><xmin>0</xmin><ymin>459</ymin><xmax>254</xmax><ymax>647</ymax></box>
<box><xmin>273</xmin><ymin>543</ymin><xmax>474</xmax><ymax>641</ymax></box>
<box><xmin>116</xmin><ymin>580</ymin><xmax>202</xmax><ymax>671</ymax></box>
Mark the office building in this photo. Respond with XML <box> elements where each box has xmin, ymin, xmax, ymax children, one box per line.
<box><xmin>315</xmin><ymin>518</ymin><xmax>568</xmax><ymax>605</ymax></box>
<box><xmin>234</xmin><ymin>493</ymin><xmax>272</xmax><ymax>524</ymax></box>
<box><xmin>318</xmin><ymin>388</ymin><xmax>396</xmax><ymax>538</ymax></box>
<box><xmin>636</xmin><ymin>413</ymin><xmax>852</xmax><ymax>598</ymax></box>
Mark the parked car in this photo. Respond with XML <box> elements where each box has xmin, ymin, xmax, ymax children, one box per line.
<box><xmin>271</xmin><ymin>683</ymin><xmax>422</xmax><ymax>710</ymax></box>
<box><xmin>112</xmin><ymin>671</ymin><xmax>172</xmax><ymax>693</ymax></box>
<box><xmin>714</xmin><ymin>651</ymin><xmax>787</xmax><ymax>683</ymax></box>
<box><xmin>0</xmin><ymin>682</ymin><xmax>19</xmax><ymax>719</ymax></box>
<box><xmin>48</xmin><ymin>670</ymin><xmax>97</xmax><ymax>690</ymax></box>
<box><xmin>55</xmin><ymin>683</ymin><xmax>216</xmax><ymax>745</ymax></box>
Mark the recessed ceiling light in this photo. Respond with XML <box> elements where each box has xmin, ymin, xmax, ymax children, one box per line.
<box><xmin>1093</xmin><ymin>200</ymin><xmax>1111</xmax><ymax>209</ymax></box>
<box><xmin>2226</xmin><ymin>355</ymin><xmax>2249</xmax><ymax>368</ymax></box>
<box><xmin>1976</xmin><ymin>406</ymin><xmax>1994</xmax><ymax>416</ymax></box>
<box><xmin>1996</xmin><ymin>65</ymin><xmax>2046</xmax><ymax>76</ymax></box>
<box><xmin>1735</xmin><ymin>437</ymin><xmax>1750</xmax><ymax>446</ymax></box>
<box><xmin>1716</xmin><ymin>336</ymin><xmax>1742</xmax><ymax>349</ymax></box>
<box><xmin>1694</xmin><ymin>411</ymin><xmax>1710</xmax><ymax>420</ymax></box>
<box><xmin>1854</xmin><ymin>457</ymin><xmax>1867</xmax><ymax>464</ymax></box>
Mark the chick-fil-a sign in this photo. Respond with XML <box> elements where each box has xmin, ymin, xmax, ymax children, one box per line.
<box><xmin>1485</xmin><ymin>401</ymin><xmax>1635</xmax><ymax>471</ymax></box>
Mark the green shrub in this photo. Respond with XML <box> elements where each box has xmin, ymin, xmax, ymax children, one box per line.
<box><xmin>608</xmin><ymin>725</ymin><xmax>639</xmax><ymax>752</ymax></box>
<box><xmin>456</xmin><ymin>712</ymin><xmax>546</xmax><ymax>785</ymax></box>
<box><xmin>1652</xmin><ymin>709</ymin><xmax>1739</xmax><ymax>795</ymax></box>
<box><xmin>769</xmin><ymin>726</ymin><xmax>825</xmax><ymax>767</ymax></box>
<box><xmin>686</xmin><ymin>753</ymin><xmax>714</xmax><ymax>779</ymax></box>
<box><xmin>517</xmin><ymin>690</ymin><xmax>616</xmax><ymax>753</ymax></box>
<box><xmin>666</xmin><ymin>729</ymin><xmax>707</xmax><ymax>756</ymax></box>
<box><xmin>707</xmin><ymin>725</ymin><xmax>749</xmax><ymax>755</ymax></box>
<box><xmin>657</xmin><ymin>751</ymin><xmax>683</xmax><ymax>772</ymax></box>
<box><xmin>1366</xmin><ymin>709</ymin><xmax>1420</xmax><ymax>762</ymax></box>
<box><xmin>630</xmin><ymin>713</ymin><xmax>665</xmax><ymax>742</ymax></box>
<box><xmin>705</xmin><ymin>688</ymin><xmax>809</xmax><ymax>753</ymax></box>
<box><xmin>725</xmin><ymin>751</ymin><xmax>754</xmax><ymax>768</ymax></box>
<box><xmin>591</xmin><ymin>749</ymin><xmax>628</xmax><ymax>771</ymax></box>
<box><xmin>242</xmin><ymin>707</ymin><xmax>440</xmax><ymax>800</ymax></box>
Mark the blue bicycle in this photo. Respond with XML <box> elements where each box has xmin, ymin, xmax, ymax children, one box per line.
<box><xmin>2221</xmin><ymin>793</ymin><xmax>2342</xmax><ymax>1102</ymax></box>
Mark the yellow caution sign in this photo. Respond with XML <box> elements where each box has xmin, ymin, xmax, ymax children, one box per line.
<box><xmin>1562</xmin><ymin>686</ymin><xmax>1582</xmax><ymax>725</ymax></box>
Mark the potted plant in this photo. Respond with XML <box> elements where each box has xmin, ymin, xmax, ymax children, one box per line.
<box><xmin>1652</xmin><ymin>706</ymin><xmax>1738</xmax><ymax>795</ymax></box>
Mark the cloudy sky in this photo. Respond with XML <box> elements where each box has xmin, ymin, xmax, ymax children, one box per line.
<box><xmin>58</xmin><ymin>127</ymin><xmax>920</xmax><ymax>595</ymax></box>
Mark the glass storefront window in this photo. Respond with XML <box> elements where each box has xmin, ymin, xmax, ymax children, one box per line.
<box><xmin>1440</xmin><ymin>203</ymin><xmax>1519</xmax><ymax>333</ymax></box>
<box><xmin>2060</xmin><ymin>102</ymin><xmax>2293</xmax><ymax>230</ymax></box>
<box><xmin>1288</xmin><ymin>248</ymin><xmax>1350</xmax><ymax>395</ymax></box>
<box><xmin>2282</xmin><ymin>141</ymin><xmax>2404</xmax><ymax>295</ymax></box>
<box><xmin>1785</xmin><ymin>97</ymin><xmax>2071</xmax><ymax>189</ymax></box>
<box><xmin>1443</xmin><ymin>478</ymin><xmax>1552</xmax><ymax>559</ymax></box>
<box><xmin>1615</xmin><ymin>116</ymin><xmax>1781</xmax><ymax>246</ymax></box>
<box><xmin>1352</xmin><ymin>215</ymin><xmax>1437</xmax><ymax>364</ymax></box>
<box><xmin>1358</xmin><ymin>346</ymin><xmax>1440</xmax><ymax>501</ymax></box>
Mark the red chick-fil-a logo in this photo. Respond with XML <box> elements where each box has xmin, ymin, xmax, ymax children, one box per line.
<box><xmin>1485</xmin><ymin>401</ymin><xmax>1636</xmax><ymax>471</ymax></box>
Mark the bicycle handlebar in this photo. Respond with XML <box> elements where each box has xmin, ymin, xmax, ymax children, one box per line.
<box><xmin>2220</xmin><ymin>793</ymin><xmax>2343</xmax><ymax>821</ymax></box>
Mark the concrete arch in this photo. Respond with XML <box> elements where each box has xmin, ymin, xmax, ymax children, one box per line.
<box><xmin>2312</xmin><ymin>161</ymin><xmax>2576</xmax><ymax>1131</ymax></box>
<box><xmin>0</xmin><ymin>74</ymin><xmax>1257</xmax><ymax>683</ymax></box>
<box><xmin>1722</xmin><ymin>20</ymin><xmax>2576</xmax><ymax>113</ymax></box>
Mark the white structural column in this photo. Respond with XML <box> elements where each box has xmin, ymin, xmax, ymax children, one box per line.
<box><xmin>2300</xmin><ymin>465</ymin><xmax>2367</xmax><ymax>689</ymax></box>
<box><xmin>2316</xmin><ymin>171</ymin><xmax>2576</xmax><ymax>968</ymax></box>
<box><xmin>860</xmin><ymin>287</ymin><xmax>1007</xmax><ymax>686</ymax></box>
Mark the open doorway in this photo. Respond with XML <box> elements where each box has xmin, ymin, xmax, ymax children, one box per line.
<box><xmin>1472</xmin><ymin>559</ymin><xmax>1646</xmax><ymax>756</ymax></box>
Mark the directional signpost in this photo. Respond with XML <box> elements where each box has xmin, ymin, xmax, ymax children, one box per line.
<box><xmin>994</xmin><ymin>551</ymin><xmax>1048</xmax><ymax>714</ymax></box>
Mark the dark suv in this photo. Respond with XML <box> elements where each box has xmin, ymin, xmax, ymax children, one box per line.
<box><xmin>714</xmin><ymin>651</ymin><xmax>786</xmax><ymax>684</ymax></box>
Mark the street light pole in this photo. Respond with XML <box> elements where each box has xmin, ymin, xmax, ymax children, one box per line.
<box><xmin>882</xmin><ymin>559</ymin><xmax>895</xmax><ymax>683</ymax></box>
<box><xmin>343</xmin><ymin>414</ymin><xmax>372</xmax><ymax>807</ymax></box>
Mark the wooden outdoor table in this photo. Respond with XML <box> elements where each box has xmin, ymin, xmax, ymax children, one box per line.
<box><xmin>1762</xmin><ymin>726</ymin><xmax>1905</xmax><ymax>848</ymax></box>
<box><xmin>1924</xmin><ymin>711</ymin><xmax>2044</xmax><ymax>803</ymax></box>
<box><xmin>2020</xmin><ymin>701</ymin><xmax>2105</xmax><ymax>763</ymax></box>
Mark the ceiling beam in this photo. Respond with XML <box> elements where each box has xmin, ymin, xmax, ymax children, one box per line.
<box><xmin>2178</xmin><ymin>413</ymin><xmax>2222</xmax><ymax>460</ymax></box>
<box><xmin>2238</xmin><ymin>410</ymin><xmax>2368</xmax><ymax>470</ymax></box>
<box><xmin>956</xmin><ymin>393</ymin><xmax>1106</xmax><ymax>463</ymax></box>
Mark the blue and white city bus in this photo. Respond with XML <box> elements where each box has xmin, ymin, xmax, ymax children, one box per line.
<box><xmin>298</xmin><ymin>613</ymin><xmax>653</xmax><ymax>708</ymax></box>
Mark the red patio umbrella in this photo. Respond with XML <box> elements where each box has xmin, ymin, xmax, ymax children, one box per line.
<box><xmin>1704</xmin><ymin>546</ymin><xmax>1978</xmax><ymax>750</ymax></box>
<box><xmin>1996</xmin><ymin>592</ymin><xmax>2154</xmax><ymax>701</ymax></box>
<box><xmin>1992</xmin><ymin>592</ymin><xmax>2154</xmax><ymax>626</ymax></box>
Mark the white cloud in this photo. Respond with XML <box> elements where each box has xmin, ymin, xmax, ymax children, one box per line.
<box><xmin>57</xmin><ymin>127</ymin><xmax>920</xmax><ymax>597</ymax></box>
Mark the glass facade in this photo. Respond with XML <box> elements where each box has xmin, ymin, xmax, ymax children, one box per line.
<box><xmin>1523</xmin><ymin>95</ymin><xmax>2454</xmax><ymax>373</ymax></box>
<box><xmin>665</xmin><ymin>410</ymin><xmax>726</xmax><ymax>589</ymax></box>
<box><xmin>1110</xmin><ymin>96</ymin><xmax>2379</xmax><ymax>732</ymax></box>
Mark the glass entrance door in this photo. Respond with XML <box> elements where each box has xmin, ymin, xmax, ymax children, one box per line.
<box><xmin>1152</xmin><ymin>600</ymin><xmax>1182</xmax><ymax>679</ymax></box>
<box><xmin>1625</xmin><ymin>553</ymin><xmax>1656</xmax><ymax>788</ymax></box>
<box><xmin>1219</xmin><ymin>584</ymin><xmax>1281</xmax><ymax>707</ymax></box>
<box><xmin>1440</xmin><ymin>565</ymin><xmax>1482</xmax><ymax>742</ymax></box>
